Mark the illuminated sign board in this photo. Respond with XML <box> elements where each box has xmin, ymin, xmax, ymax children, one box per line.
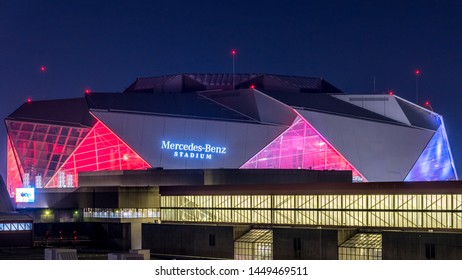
<box><xmin>161</xmin><ymin>140</ymin><xmax>227</xmax><ymax>159</ymax></box>
<box><xmin>15</xmin><ymin>188</ymin><xmax>35</xmax><ymax>203</ymax></box>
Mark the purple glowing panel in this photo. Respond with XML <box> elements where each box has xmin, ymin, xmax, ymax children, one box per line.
<box><xmin>240</xmin><ymin>117</ymin><xmax>365</xmax><ymax>182</ymax></box>
<box><xmin>405</xmin><ymin>121</ymin><xmax>457</xmax><ymax>181</ymax></box>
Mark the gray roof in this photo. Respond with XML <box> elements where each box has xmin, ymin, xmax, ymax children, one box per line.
<box><xmin>6</xmin><ymin>98</ymin><xmax>95</xmax><ymax>127</ymax></box>
<box><xmin>124</xmin><ymin>73</ymin><xmax>343</xmax><ymax>93</ymax></box>
<box><xmin>395</xmin><ymin>97</ymin><xmax>441</xmax><ymax>130</ymax></box>
<box><xmin>86</xmin><ymin>91</ymin><xmax>258</xmax><ymax>123</ymax></box>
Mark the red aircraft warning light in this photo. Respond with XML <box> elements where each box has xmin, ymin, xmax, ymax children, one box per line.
<box><xmin>84</xmin><ymin>89</ymin><xmax>91</xmax><ymax>94</ymax></box>
<box><xmin>424</xmin><ymin>101</ymin><xmax>434</xmax><ymax>111</ymax></box>
<box><xmin>231</xmin><ymin>49</ymin><xmax>237</xmax><ymax>56</ymax></box>
<box><xmin>388</xmin><ymin>91</ymin><xmax>393</xmax><ymax>95</ymax></box>
<box><xmin>40</xmin><ymin>66</ymin><xmax>46</xmax><ymax>72</ymax></box>
<box><xmin>415</xmin><ymin>69</ymin><xmax>420</xmax><ymax>75</ymax></box>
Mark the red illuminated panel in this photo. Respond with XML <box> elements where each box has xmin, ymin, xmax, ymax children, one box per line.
<box><xmin>7</xmin><ymin>136</ymin><xmax>23</xmax><ymax>197</ymax></box>
<box><xmin>5</xmin><ymin>120</ymin><xmax>91</xmax><ymax>188</ymax></box>
<box><xmin>240</xmin><ymin>116</ymin><xmax>365</xmax><ymax>182</ymax></box>
<box><xmin>46</xmin><ymin>120</ymin><xmax>151</xmax><ymax>188</ymax></box>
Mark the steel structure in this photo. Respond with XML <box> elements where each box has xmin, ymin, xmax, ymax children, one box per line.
<box><xmin>5</xmin><ymin>74</ymin><xmax>457</xmax><ymax>196</ymax></box>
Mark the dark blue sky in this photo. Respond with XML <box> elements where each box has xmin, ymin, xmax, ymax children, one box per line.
<box><xmin>1</xmin><ymin>0</ymin><xmax>461</xmax><ymax>179</ymax></box>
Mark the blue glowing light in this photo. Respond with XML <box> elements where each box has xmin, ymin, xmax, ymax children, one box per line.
<box><xmin>405</xmin><ymin>121</ymin><xmax>457</xmax><ymax>181</ymax></box>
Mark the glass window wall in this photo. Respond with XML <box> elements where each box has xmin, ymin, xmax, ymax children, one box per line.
<box><xmin>339</xmin><ymin>233</ymin><xmax>382</xmax><ymax>260</ymax></box>
<box><xmin>161</xmin><ymin>193</ymin><xmax>462</xmax><ymax>230</ymax></box>
<box><xmin>234</xmin><ymin>229</ymin><xmax>273</xmax><ymax>260</ymax></box>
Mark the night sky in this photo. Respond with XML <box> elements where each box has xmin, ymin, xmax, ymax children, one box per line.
<box><xmin>1</xmin><ymin>0</ymin><xmax>461</xmax><ymax>179</ymax></box>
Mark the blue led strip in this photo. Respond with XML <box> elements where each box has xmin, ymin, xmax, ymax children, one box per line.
<box><xmin>405</xmin><ymin>117</ymin><xmax>458</xmax><ymax>181</ymax></box>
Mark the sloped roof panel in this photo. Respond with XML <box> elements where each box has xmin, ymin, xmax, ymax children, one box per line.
<box><xmin>124</xmin><ymin>73</ymin><xmax>342</xmax><ymax>93</ymax></box>
<box><xmin>6</xmin><ymin>98</ymin><xmax>95</xmax><ymax>127</ymax></box>
<box><xmin>395</xmin><ymin>97</ymin><xmax>440</xmax><ymax>130</ymax></box>
<box><xmin>264</xmin><ymin>92</ymin><xmax>402</xmax><ymax>124</ymax></box>
<box><xmin>86</xmin><ymin>92</ymin><xmax>257</xmax><ymax>123</ymax></box>
<box><xmin>186</xmin><ymin>73</ymin><xmax>258</xmax><ymax>88</ymax></box>
<box><xmin>124</xmin><ymin>75</ymin><xmax>179</xmax><ymax>92</ymax></box>
<box><xmin>333</xmin><ymin>94</ymin><xmax>411</xmax><ymax>126</ymax></box>
<box><xmin>199</xmin><ymin>89</ymin><xmax>297</xmax><ymax>125</ymax></box>
<box><xmin>269</xmin><ymin>75</ymin><xmax>343</xmax><ymax>93</ymax></box>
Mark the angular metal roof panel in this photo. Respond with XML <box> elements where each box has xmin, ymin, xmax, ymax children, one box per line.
<box><xmin>125</xmin><ymin>75</ymin><xmax>179</xmax><ymax>92</ymax></box>
<box><xmin>6</xmin><ymin>98</ymin><xmax>95</xmax><ymax>127</ymax></box>
<box><xmin>199</xmin><ymin>89</ymin><xmax>297</xmax><ymax>125</ymax></box>
<box><xmin>395</xmin><ymin>97</ymin><xmax>440</xmax><ymax>131</ymax></box>
<box><xmin>124</xmin><ymin>73</ymin><xmax>342</xmax><ymax>93</ymax></box>
<box><xmin>268</xmin><ymin>74</ymin><xmax>343</xmax><ymax>93</ymax></box>
<box><xmin>333</xmin><ymin>94</ymin><xmax>411</xmax><ymax>126</ymax></box>
<box><xmin>87</xmin><ymin>92</ymin><xmax>257</xmax><ymax>123</ymax></box>
<box><xmin>265</xmin><ymin>92</ymin><xmax>402</xmax><ymax>124</ymax></box>
<box><xmin>186</xmin><ymin>73</ymin><xmax>258</xmax><ymax>88</ymax></box>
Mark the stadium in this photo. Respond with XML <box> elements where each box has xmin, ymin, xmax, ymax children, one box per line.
<box><xmin>5</xmin><ymin>73</ymin><xmax>457</xmax><ymax>196</ymax></box>
<box><xmin>3</xmin><ymin>73</ymin><xmax>461</xmax><ymax>260</ymax></box>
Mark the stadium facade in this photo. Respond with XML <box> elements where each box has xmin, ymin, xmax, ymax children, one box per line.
<box><xmin>5</xmin><ymin>73</ymin><xmax>457</xmax><ymax>196</ymax></box>
<box><xmin>3</xmin><ymin>73</ymin><xmax>462</xmax><ymax>260</ymax></box>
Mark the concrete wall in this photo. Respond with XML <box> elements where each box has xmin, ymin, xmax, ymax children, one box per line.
<box><xmin>383</xmin><ymin>231</ymin><xmax>462</xmax><ymax>260</ymax></box>
<box><xmin>273</xmin><ymin>227</ymin><xmax>338</xmax><ymax>260</ymax></box>
<box><xmin>142</xmin><ymin>223</ymin><xmax>234</xmax><ymax>259</ymax></box>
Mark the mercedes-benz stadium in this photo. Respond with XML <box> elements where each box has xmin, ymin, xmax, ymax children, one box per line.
<box><xmin>5</xmin><ymin>73</ymin><xmax>457</xmax><ymax>196</ymax></box>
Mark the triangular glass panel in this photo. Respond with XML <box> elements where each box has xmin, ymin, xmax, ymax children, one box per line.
<box><xmin>240</xmin><ymin>116</ymin><xmax>365</xmax><ymax>182</ymax></box>
<box><xmin>405</xmin><ymin>122</ymin><xmax>457</xmax><ymax>181</ymax></box>
<box><xmin>6</xmin><ymin>120</ymin><xmax>91</xmax><ymax>188</ymax></box>
<box><xmin>7</xmin><ymin>136</ymin><xmax>24</xmax><ymax>197</ymax></box>
<box><xmin>46</xmin><ymin>120</ymin><xmax>151</xmax><ymax>188</ymax></box>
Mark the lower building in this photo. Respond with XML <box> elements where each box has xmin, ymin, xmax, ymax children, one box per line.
<box><xmin>0</xmin><ymin>177</ymin><xmax>33</xmax><ymax>249</ymax></box>
<box><xmin>8</xmin><ymin>169</ymin><xmax>462</xmax><ymax>260</ymax></box>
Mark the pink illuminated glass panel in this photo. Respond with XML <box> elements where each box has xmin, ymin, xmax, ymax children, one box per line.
<box><xmin>7</xmin><ymin>137</ymin><xmax>23</xmax><ymax>197</ymax></box>
<box><xmin>240</xmin><ymin>117</ymin><xmax>365</xmax><ymax>181</ymax></box>
<box><xmin>46</xmin><ymin>120</ymin><xmax>151</xmax><ymax>188</ymax></box>
<box><xmin>6</xmin><ymin>120</ymin><xmax>90</xmax><ymax>188</ymax></box>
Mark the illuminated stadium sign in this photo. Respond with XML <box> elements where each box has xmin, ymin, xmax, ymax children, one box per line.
<box><xmin>15</xmin><ymin>188</ymin><xmax>35</xmax><ymax>203</ymax></box>
<box><xmin>161</xmin><ymin>140</ymin><xmax>227</xmax><ymax>159</ymax></box>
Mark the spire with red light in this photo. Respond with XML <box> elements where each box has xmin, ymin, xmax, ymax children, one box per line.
<box><xmin>415</xmin><ymin>69</ymin><xmax>420</xmax><ymax>104</ymax></box>
<box><xmin>424</xmin><ymin>100</ymin><xmax>433</xmax><ymax>111</ymax></box>
<box><xmin>231</xmin><ymin>49</ymin><xmax>237</xmax><ymax>90</ymax></box>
